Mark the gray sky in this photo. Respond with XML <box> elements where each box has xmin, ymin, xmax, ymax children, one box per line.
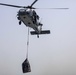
<box><xmin>0</xmin><ymin>0</ymin><xmax>76</xmax><ymax>75</ymax></box>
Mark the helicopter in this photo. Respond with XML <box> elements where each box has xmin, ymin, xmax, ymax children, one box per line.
<box><xmin>0</xmin><ymin>0</ymin><xmax>69</xmax><ymax>38</ymax></box>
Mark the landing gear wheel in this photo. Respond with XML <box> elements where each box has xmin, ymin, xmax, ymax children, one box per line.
<box><xmin>19</xmin><ymin>21</ymin><xmax>21</xmax><ymax>25</ymax></box>
<box><xmin>37</xmin><ymin>35</ymin><xmax>39</xmax><ymax>38</ymax></box>
<box><xmin>17</xmin><ymin>17</ymin><xmax>20</xmax><ymax>20</ymax></box>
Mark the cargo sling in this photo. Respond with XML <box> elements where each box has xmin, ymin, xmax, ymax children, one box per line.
<box><xmin>22</xmin><ymin>28</ymin><xmax>31</xmax><ymax>73</ymax></box>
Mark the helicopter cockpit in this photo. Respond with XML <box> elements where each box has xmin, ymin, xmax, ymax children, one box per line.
<box><xmin>18</xmin><ymin>9</ymin><xmax>26</xmax><ymax>15</ymax></box>
<box><xmin>27</xmin><ymin>10</ymin><xmax>39</xmax><ymax>24</ymax></box>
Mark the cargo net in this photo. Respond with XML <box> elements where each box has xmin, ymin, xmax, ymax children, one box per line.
<box><xmin>22</xmin><ymin>28</ymin><xmax>31</xmax><ymax>73</ymax></box>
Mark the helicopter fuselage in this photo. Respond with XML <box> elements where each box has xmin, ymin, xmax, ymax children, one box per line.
<box><xmin>0</xmin><ymin>0</ymin><xmax>68</xmax><ymax>38</ymax></box>
<box><xmin>17</xmin><ymin>9</ymin><xmax>42</xmax><ymax>33</ymax></box>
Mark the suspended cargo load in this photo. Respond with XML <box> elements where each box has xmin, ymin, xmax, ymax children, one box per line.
<box><xmin>22</xmin><ymin>58</ymin><xmax>31</xmax><ymax>73</ymax></box>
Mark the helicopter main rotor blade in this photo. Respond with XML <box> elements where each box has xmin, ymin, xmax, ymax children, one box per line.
<box><xmin>30</xmin><ymin>0</ymin><xmax>38</xmax><ymax>7</ymax></box>
<box><xmin>34</xmin><ymin>8</ymin><xmax>69</xmax><ymax>9</ymax></box>
<box><xmin>0</xmin><ymin>3</ymin><xmax>26</xmax><ymax>8</ymax></box>
<box><xmin>0</xmin><ymin>3</ymin><xmax>69</xmax><ymax>10</ymax></box>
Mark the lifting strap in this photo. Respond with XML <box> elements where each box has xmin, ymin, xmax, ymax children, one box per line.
<box><xmin>26</xmin><ymin>27</ymin><xmax>30</xmax><ymax>59</ymax></box>
<box><xmin>22</xmin><ymin>27</ymin><xmax>31</xmax><ymax>73</ymax></box>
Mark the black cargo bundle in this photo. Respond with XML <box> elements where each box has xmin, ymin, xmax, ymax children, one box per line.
<box><xmin>22</xmin><ymin>58</ymin><xmax>31</xmax><ymax>73</ymax></box>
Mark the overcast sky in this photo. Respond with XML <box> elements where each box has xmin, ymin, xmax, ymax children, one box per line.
<box><xmin>0</xmin><ymin>0</ymin><xmax>76</xmax><ymax>75</ymax></box>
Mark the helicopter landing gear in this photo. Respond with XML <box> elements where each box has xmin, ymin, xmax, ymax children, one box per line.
<box><xmin>17</xmin><ymin>17</ymin><xmax>20</xmax><ymax>20</ymax></box>
<box><xmin>37</xmin><ymin>35</ymin><xmax>39</xmax><ymax>38</ymax></box>
<box><xmin>19</xmin><ymin>21</ymin><xmax>21</xmax><ymax>25</ymax></box>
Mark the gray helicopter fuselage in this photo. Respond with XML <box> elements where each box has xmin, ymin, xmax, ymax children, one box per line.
<box><xmin>0</xmin><ymin>0</ymin><xmax>51</xmax><ymax>38</ymax></box>
<box><xmin>17</xmin><ymin>9</ymin><xmax>42</xmax><ymax>33</ymax></box>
